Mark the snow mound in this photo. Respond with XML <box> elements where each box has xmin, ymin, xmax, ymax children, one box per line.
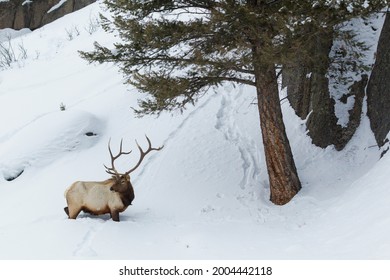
<box><xmin>0</xmin><ymin>110</ymin><xmax>102</xmax><ymax>181</ymax></box>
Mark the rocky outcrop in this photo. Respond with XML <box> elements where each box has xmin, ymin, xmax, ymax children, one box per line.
<box><xmin>283</xmin><ymin>27</ymin><xmax>370</xmax><ymax>151</ymax></box>
<box><xmin>338</xmin><ymin>74</ymin><xmax>368</xmax><ymax>147</ymax></box>
<box><xmin>304</xmin><ymin>29</ymin><xmax>343</xmax><ymax>150</ymax></box>
<box><xmin>0</xmin><ymin>0</ymin><xmax>97</xmax><ymax>30</ymax></box>
<box><xmin>367</xmin><ymin>12</ymin><xmax>390</xmax><ymax>147</ymax></box>
<box><xmin>283</xmin><ymin>29</ymin><xmax>343</xmax><ymax>149</ymax></box>
<box><xmin>0</xmin><ymin>1</ymin><xmax>17</xmax><ymax>29</ymax></box>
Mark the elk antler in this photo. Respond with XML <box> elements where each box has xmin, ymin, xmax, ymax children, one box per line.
<box><xmin>104</xmin><ymin>138</ymin><xmax>132</xmax><ymax>176</ymax></box>
<box><xmin>125</xmin><ymin>135</ymin><xmax>163</xmax><ymax>175</ymax></box>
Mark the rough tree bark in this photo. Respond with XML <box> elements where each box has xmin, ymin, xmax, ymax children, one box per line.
<box><xmin>283</xmin><ymin>60</ymin><xmax>312</xmax><ymax>120</ymax></box>
<box><xmin>255</xmin><ymin>60</ymin><xmax>302</xmax><ymax>205</ymax></box>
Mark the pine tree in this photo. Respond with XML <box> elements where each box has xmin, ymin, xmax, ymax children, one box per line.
<box><xmin>81</xmin><ymin>0</ymin><xmax>386</xmax><ymax>205</ymax></box>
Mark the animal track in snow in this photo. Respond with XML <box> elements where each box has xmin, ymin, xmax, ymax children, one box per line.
<box><xmin>214</xmin><ymin>88</ymin><xmax>261</xmax><ymax>191</ymax></box>
<box><xmin>73</xmin><ymin>220</ymin><xmax>106</xmax><ymax>258</ymax></box>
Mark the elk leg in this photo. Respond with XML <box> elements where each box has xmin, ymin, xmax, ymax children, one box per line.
<box><xmin>68</xmin><ymin>206</ymin><xmax>82</xmax><ymax>219</ymax></box>
<box><xmin>64</xmin><ymin>207</ymin><xmax>69</xmax><ymax>217</ymax></box>
<box><xmin>111</xmin><ymin>210</ymin><xmax>120</xmax><ymax>222</ymax></box>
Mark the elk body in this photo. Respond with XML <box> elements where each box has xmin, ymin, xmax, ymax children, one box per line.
<box><xmin>64</xmin><ymin>136</ymin><xmax>162</xmax><ymax>222</ymax></box>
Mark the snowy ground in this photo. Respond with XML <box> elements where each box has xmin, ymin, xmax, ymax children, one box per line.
<box><xmin>0</xmin><ymin>2</ymin><xmax>390</xmax><ymax>260</ymax></box>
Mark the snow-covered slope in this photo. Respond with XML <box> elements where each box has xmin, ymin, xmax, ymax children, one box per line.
<box><xmin>0</xmin><ymin>2</ymin><xmax>389</xmax><ymax>259</ymax></box>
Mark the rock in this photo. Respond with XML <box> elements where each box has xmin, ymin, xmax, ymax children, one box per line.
<box><xmin>367</xmin><ymin>13</ymin><xmax>390</xmax><ymax>147</ymax></box>
<box><xmin>0</xmin><ymin>0</ymin><xmax>97</xmax><ymax>30</ymax></box>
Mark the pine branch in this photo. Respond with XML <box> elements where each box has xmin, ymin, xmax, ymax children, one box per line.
<box><xmin>82</xmin><ymin>0</ymin><xmax>388</xmax><ymax>116</ymax></box>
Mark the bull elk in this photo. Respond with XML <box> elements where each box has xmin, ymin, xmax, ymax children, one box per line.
<box><xmin>64</xmin><ymin>136</ymin><xmax>163</xmax><ymax>222</ymax></box>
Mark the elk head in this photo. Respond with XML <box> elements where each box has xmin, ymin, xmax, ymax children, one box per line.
<box><xmin>104</xmin><ymin>136</ymin><xmax>163</xmax><ymax>197</ymax></box>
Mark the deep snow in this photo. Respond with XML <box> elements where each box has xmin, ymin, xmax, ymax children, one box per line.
<box><xmin>0</xmin><ymin>1</ymin><xmax>389</xmax><ymax>260</ymax></box>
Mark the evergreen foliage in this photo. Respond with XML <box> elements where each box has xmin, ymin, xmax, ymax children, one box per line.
<box><xmin>80</xmin><ymin>0</ymin><xmax>386</xmax><ymax>115</ymax></box>
<box><xmin>80</xmin><ymin>0</ymin><xmax>387</xmax><ymax>205</ymax></box>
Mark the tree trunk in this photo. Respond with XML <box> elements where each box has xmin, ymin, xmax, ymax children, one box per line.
<box><xmin>283</xmin><ymin>60</ymin><xmax>312</xmax><ymax>120</ymax></box>
<box><xmin>255</xmin><ymin>63</ymin><xmax>302</xmax><ymax>205</ymax></box>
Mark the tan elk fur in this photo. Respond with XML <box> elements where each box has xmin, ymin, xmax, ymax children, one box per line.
<box><xmin>64</xmin><ymin>175</ymin><xmax>134</xmax><ymax>222</ymax></box>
